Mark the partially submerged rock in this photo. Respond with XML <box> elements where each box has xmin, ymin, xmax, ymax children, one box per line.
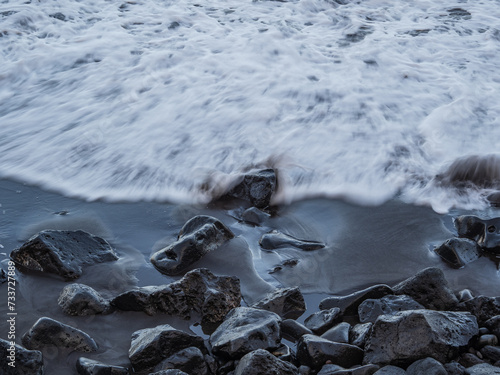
<box><xmin>259</xmin><ymin>230</ymin><xmax>325</xmax><ymax>251</ymax></box>
<box><xmin>358</xmin><ymin>295</ymin><xmax>424</xmax><ymax>323</ymax></box>
<box><xmin>76</xmin><ymin>357</ymin><xmax>129</xmax><ymax>375</ymax></box>
<box><xmin>150</xmin><ymin>215</ymin><xmax>234</xmax><ymax>276</ymax></box>
<box><xmin>304</xmin><ymin>307</ymin><xmax>342</xmax><ymax>335</ymax></box>
<box><xmin>10</xmin><ymin>230</ymin><xmax>118</xmax><ymax>280</ymax></box>
<box><xmin>0</xmin><ymin>338</ymin><xmax>44</xmax><ymax>375</ymax></box>
<box><xmin>22</xmin><ymin>317</ymin><xmax>98</xmax><ymax>352</ymax></box>
<box><xmin>434</xmin><ymin>238</ymin><xmax>483</xmax><ymax>269</ymax></box>
<box><xmin>251</xmin><ymin>287</ymin><xmax>306</xmax><ymax>319</ymax></box>
<box><xmin>234</xmin><ymin>349</ymin><xmax>298</xmax><ymax>375</ymax></box>
<box><xmin>222</xmin><ymin>169</ymin><xmax>277</xmax><ymax>209</ymax></box>
<box><xmin>58</xmin><ymin>283</ymin><xmax>111</xmax><ymax>316</ymax></box>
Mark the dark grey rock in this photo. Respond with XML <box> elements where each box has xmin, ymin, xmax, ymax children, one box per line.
<box><xmin>148</xmin><ymin>371</ymin><xmax>189</xmax><ymax>375</ymax></box>
<box><xmin>455</xmin><ymin>216</ymin><xmax>485</xmax><ymax>242</ymax></box>
<box><xmin>10</xmin><ymin>230</ymin><xmax>118</xmax><ymax>280</ymax></box>
<box><xmin>455</xmin><ymin>216</ymin><xmax>500</xmax><ymax>253</ymax></box>
<box><xmin>298</xmin><ymin>365</ymin><xmax>312</xmax><ymax>375</ymax></box>
<box><xmin>406</xmin><ymin>357</ymin><xmax>446</xmax><ymax>375</ymax></box>
<box><xmin>392</xmin><ymin>267</ymin><xmax>459</xmax><ymax>310</ymax></box>
<box><xmin>259</xmin><ymin>230</ymin><xmax>325</xmax><ymax>251</ymax></box>
<box><xmin>459</xmin><ymin>353</ymin><xmax>484</xmax><ymax>367</ymax></box>
<box><xmin>479</xmin><ymin>345</ymin><xmax>500</xmax><ymax>362</ymax></box>
<box><xmin>478</xmin><ymin>334</ymin><xmax>498</xmax><ymax>347</ymax></box>
<box><xmin>50</xmin><ymin>12</ymin><xmax>66</xmax><ymax>20</ymax></box>
<box><xmin>465</xmin><ymin>363</ymin><xmax>500</xmax><ymax>374</ymax></box>
<box><xmin>350</xmin><ymin>323</ymin><xmax>372</xmax><ymax>349</ymax></box>
<box><xmin>273</xmin><ymin>343</ymin><xmax>294</xmax><ymax>362</ymax></box>
<box><xmin>358</xmin><ymin>295</ymin><xmax>424</xmax><ymax>323</ymax></box>
<box><xmin>76</xmin><ymin>357</ymin><xmax>129</xmax><ymax>375</ymax></box>
<box><xmin>373</xmin><ymin>366</ymin><xmax>406</xmax><ymax>375</ymax></box>
<box><xmin>319</xmin><ymin>285</ymin><xmax>394</xmax><ymax>316</ymax></box>
<box><xmin>434</xmin><ymin>238</ymin><xmax>482</xmax><ymax>269</ymax></box>
<box><xmin>281</xmin><ymin>319</ymin><xmax>313</xmax><ymax>342</ymax></box>
<box><xmin>209</xmin><ymin>307</ymin><xmax>281</xmax><ymax>359</ymax></box>
<box><xmin>478</xmin><ymin>327</ymin><xmax>490</xmax><ymax>335</ymax></box>
<box><xmin>484</xmin><ymin>315</ymin><xmax>500</xmax><ymax>338</ymax></box>
<box><xmin>112</xmin><ymin>268</ymin><xmax>240</xmax><ymax>326</ymax></box>
<box><xmin>363</xmin><ymin>310</ymin><xmax>478</xmax><ymax>366</ymax></box>
<box><xmin>444</xmin><ymin>362</ymin><xmax>466</xmax><ymax>375</ymax></box>
<box><xmin>296</xmin><ymin>334</ymin><xmax>364</xmax><ymax>370</ymax></box>
<box><xmin>241</xmin><ymin>207</ymin><xmax>271</xmax><ymax>225</ymax></box>
<box><xmin>22</xmin><ymin>317</ymin><xmax>98</xmax><ymax>352</ymax></box>
<box><xmin>317</xmin><ymin>364</ymin><xmax>344</xmax><ymax>374</ymax></box>
<box><xmin>304</xmin><ymin>308</ymin><xmax>342</xmax><ymax>335</ymax></box>
<box><xmin>0</xmin><ymin>338</ymin><xmax>44</xmax><ymax>375</ymax></box>
<box><xmin>233</xmin><ymin>349</ymin><xmax>298</xmax><ymax>375</ymax></box>
<box><xmin>223</xmin><ymin>169</ymin><xmax>277</xmax><ymax>208</ymax></box>
<box><xmin>320</xmin><ymin>364</ymin><xmax>379</xmax><ymax>375</ymax></box>
<box><xmin>463</xmin><ymin>296</ymin><xmax>500</xmax><ymax>324</ymax></box>
<box><xmin>0</xmin><ymin>268</ymin><xmax>6</xmax><ymax>283</ymax></box>
<box><xmin>458</xmin><ymin>289</ymin><xmax>474</xmax><ymax>303</ymax></box>
<box><xmin>150</xmin><ymin>216</ymin><xmax>234</xmax><ymax>276</ymax></box>
<box><xmin>154</xmin><ymin>347</ymin><xmax>207</xmax><ymax>375</ymax></box>
<box><xmin>58</xmin><ymin>283</ymin><xmax>111</xmax><ymax>316</ymax></box>
<box><xmin>128</xmin><ymin>324</ymin><xmax>205</xmax><ymax>372</ymax></box>
<box><xmin>321</xmin><ymin>322</ymin><xmax>350</xmax><ymax>344</ymax></box>
<box><xmin>251</xmin><ymin>287</ymin><xmax>306</xmax><ymax>319</ymax></box>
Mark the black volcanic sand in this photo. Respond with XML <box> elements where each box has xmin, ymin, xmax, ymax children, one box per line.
<box><xmin>1</xmin><ymin>178</ymin><xmax>500</xmax><ymax>373</ymax></box>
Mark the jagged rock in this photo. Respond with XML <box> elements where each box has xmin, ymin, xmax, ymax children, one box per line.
<box><xmin>241</xmin><ymin>207</ymin><xmax>271</xmax><ymax>225</ymax></box>
<box><xmin>455</xmin><ymin>216</ymin><xmax>486</xmax><ymax>242</ymax></box>
<box><xmin>251</xmin><ymin>287</ymin><xmax>306</xmax><ymax>319</ymax></box>
<box><xmin>465</xmin><ymin>363</ymin><xmax>500</xmax><ymax>374</ymax></box>
<box><xmin>463</xmin><ymin>296</ymin><xmax>500</xmax><ymax>324</ymax></box>
<box><xmin>281</xmin><ymin>319</ymin><xmax>313</xmax><ymax>342</ymax></box>
<box><xmin>444</xmin><ymin>362</ymin><xmax>466</xmax><ymax>375</ymax></box>
<box><xmin>406</xmin><ymin>357</ymin><xmax>446</xmax><ymax>375</ymax></box>
<box><xmin>372</xmin><ymin>366</ymin><xmax>406</xmax><ymax>375</ymax></box>
<box><xmin>150</xmin><ymin>216</ymin><xmax>234</xmax><ymax>276</ymax></box>
<box><xmin>358</xmin><ymin>295</ymin><xmax>424</xmax><ymax>323</ymax></box>
<box><xmin>317</xmin><ymin>364</ymin><xmax>345</xmax><ymax>374</ymax></box>
<box><xmin>234</xmin><ymin>349</ymin><xmax>298</xmax><ymax>375</ymax></box>
<box><xmin>0</xmin><ymin>338</ymin><xmax>44</xmax><ymax>375</ymax></box>
<box><xmin>434</xmin><ymin>238</ymin><xmax>482</xmax><ymax>268</ymax></box>
<box><xmin>153</xmin><ymin>347</ymin><xmax>208</xmax><ymax>375</ymax></box>
<box><xmin>22</xmin><ymin>317</ymin><xmax>98</xmax><ymax>352</ymax></box>
<box><xmin>455</xmin><ymin>215</ymin><xmax>500</xmax><ymax>253</ymax></box>
<box><xmin>209</xmin><ymin>307</ymin><xmax>281</xmax><ymax>359</ymax></box>
<box><xmin>10</xmin><ymin>230</ymin><xmax>118</xmax><ymax>280</ymax></box>
<box><xmin>363</xmin><ymin>310</ymin><xmax>478</xmax><ymax>366</ymax></box>
<box><xmin>479</xmin><ymin>345</ymin><xmax>500</xmax><ymax>362</ymax></box>
<box><xmin>112</xmin><ymin>268</ymin><xmax>240</xmax><ymax>326</ymax></box>
<box><xmin>296</xmin><ymin>334</ymin><xmax>364</xmax><ymax>370</ymax></box>
<box><xmin>222</xmin><ymin>169</ymin><xmax>277</xmax><ymax>208</ymax></box>
<box><xmin>58</xmin><ymin>283</ymin><xmax>111</xmax><ymax>316</ymax></box>
<box><xmin>319</xmin><ymin>285</ymin><xmax>394</xmax><ymax>316</ymax></box>
<box><xmin>350</xmin><ymin>323</ymin><xmax>372</xmax><ymax>349</ymax></box>
<box><xmin>259</xmin><ymin>230</ymin><xmax>325</xmax><ymax>251</ymax></box>
<box><xmin>321</xmin><ymin>322</ymin><xmax>351</xmax><ymax>344</ymax></box>
<box><xmin>392</xmin><ymin>267</ymin><xmax>459</xmax><ymax>310</ymax></box>
<box><xmin>304</xmin><ymin>307</ymin><xmax>342</xmax><ymax>335</ymax></box>
<box><xmin>76</xmin><ymin>357</ymin><xmax>129</xmax><ymax>375</ymax></box>
<box><xmin>128</xmin><ymin>324</ymin><xmax>205</xmax><ymax>372</ymax></box>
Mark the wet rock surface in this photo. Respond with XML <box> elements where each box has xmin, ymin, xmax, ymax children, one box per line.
<box><xmin>455</xmin><ymin>215</ymin><xmax>500</xmax><ymax>253</ymax></box>
<box><xmin>76</xmin><ymin>357</ymin><xmax>129</xmax><ymax>375</ymax></box>
<box><xmin>281</xmin><ymin>319</ymin><xmax>313</xmax><ymax>342</ymax></box>
<box><xmin>259</xmin><ymin>230</ymin><xmax>325</xmax><ymax>251</ymax></box>
<box><xmin>251</xmin><ymin>286</ymin><xmax>306</xmax><ymax>319</ymax></box>
<box><xmin>234</xmin><ymin>348</ymin><xmax>298</xmax><ymax>375</ymax></box>
<box><xmin>153</xmin><ymin>346</ymin><xmax>208</xmax><ymax>375</ymax></box>
<box><xmin>358</xmin><ymin>294</ymin><xmax>424</xmax><ymax>323</ymax></box>
<box><xmin>221</xmin><ymin>168</ymin><xmax>277</xmax><ymax>208</ymax></box>
<box><xmin>0</xmin><ymin>338</ymin><xmax>44</xmax><ymax>375</ymax></box>
<box><xmin>434</xmin><ymin>238</ymin><xmax>482</xmax><ymax>269</ymax></box>
<box><xmin>58</xmin><ymin>283</ymin><xmax>111</xmax><ymax>316</ymax></box>
<box><xmin>10</xmin><ymin>230</ymin><xmax>118</xmax><ymax>280</ymax></box>
<box><xmin>304</xmin><ymin>307</ymin><xmax>342</xmax><ymax>335</ymax></box>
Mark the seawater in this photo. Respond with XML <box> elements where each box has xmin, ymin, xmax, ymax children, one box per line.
<box><xmin>1</xmin><ymin>0</ymin><xmax>500</xmax><ymax>212</ymax></box>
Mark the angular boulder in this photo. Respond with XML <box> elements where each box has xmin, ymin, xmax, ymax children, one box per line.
<box><xmin>406</xmin><ymin>357</ymin><xmax>447</xmax><ymax>375</ymax></box>
<box><xmin>321</xmin><ymin>322</ymin><xmax>351</xmax><ymax>344</ymax></box>
<box><xmin>0</xmin><ymin>338</ymin><xmax>44</xmax><ymax>375</ymax></box>
<box><xmin>10</xmin><ymin>230</ymin><xmax>118</xmax><ymax>280</ymax></box>
<box><xmin>76</xmin><ymin>357</ymin><xmax>129</xmax><ymax>375</ymax></box>
<box><xmin>463</xmin><ymin>296</ymin><xmax>500</xmax><ymax>325</ymax></box>
<box><xmin>304</xmin><ymin>307</ymin><xmax>342</xmax><ymax>335</ymax></box>
<box><xmin>153</xmin><ymin>347</ymin><xmax>208</xmax><ymax>375</ymax></box>
<box><xmin>223</xmin><ymin>169</ymin><xmax>277</xmax><ymax>208</ymax></box>
<box><xmin>363</xmin><ymin>310</ymin><xmax>478</xmax><ymax>366</ymax></box>
<box><xmin>58</xmin><ymin>283</ymin><xmax>111</xmax><ymax>316</ymax></box>
<box><xmin>455</xmin><ymin>215</ymin><xmax>500</xmax><ymax>253</ymax></box>
<box><xmin>259</xmin><ymin>230</ymin><xmax>325</xmax><ymax>251</ymax></box>
<box><xmin>251</xmin><ymin>287</ymin><xmax>306</xmax><ymax>319</ymax></box>
<box><xmin>434</xmin><ymin>238</ymin><xmax>482</xmax><ymax>269</ymax></box>
<box><xmin>350</xmin><ymin>322</ymin><xmax>372</xmax><ymax>349</ymax></box>
<box><xmin>281</xmin><ymin>319</ymin><xmax>313</xmax><ymax>342</ymax></box>
<box><xmin>358</xmin><ymin>295</ymin><xmax>424</xmax><ymax>323</ymax></box>
<box><xmin>234</xmin><ymin>349</ymin><xmax>298</xmax><ymax>375</ymax></box>
<box><xmin>150</xmin><ymin>216</ymin><xmax>234</xmax><ymax>276</ymax></box>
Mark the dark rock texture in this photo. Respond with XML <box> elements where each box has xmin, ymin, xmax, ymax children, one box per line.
<box><xmin>58</xmin><ymin>283</ymin><xmax>111</xmax><ymax>316</ymax></box>
<box><xmin>76</xmin><ymin>357</ymin><xmax>129</xmax><ymax>375</ymax></box>
<box><xmin>406</xmin><ymin>357</ymin><xmax>446</xmax><ymax>375</ymax></box>
<box><xmin>153</xmin><ymin>347</ymin><xmax>208</xmax><ymax>375</ymax></box>
<box><xmin>223</xmin><ymin>168</ymin><xmax>277</xmax><ymax>208</ymax></box>
<box><xmin>112</xmin><ymin>268</ymin><xmax>240</xmax><ymax>326</ymax></box>
<box><xmin>455</xmin><ymin>215</ymin><xmax>500</xmax><ymax>253</ymax></box>
<box><xmin>0</xmin><ymin>268</ymin><xmax>6</xmax><ymax>283</ymax></box>
<box><xmin>321</xmin><ymin>364</ymin><xmax>379</xmax><ymax>375</ymax></box>
<box><xmin>304</xmin><ymin>307</ymin><xmax>342</xmax><ymax>335</ymax></box>
<box><xmin>321</xmin><ymin>322</ymin><xmax>351</xmax><ymax>344</ymax></box>
<box><xmin>372</xmin><ymin>366</ymin><xmax>406</xmax><ymax>375</ymax></box>
<box><xmin>209</xmin><ymin>307</ymin><xmax>281</xmax><ymax>359</ymax></box>
<box><xmin>150</xmin><ymin>215</ymin><xmax>234</xmax><ymax>276</ymax></box>
<box><xmin>241</xmin><ymin>207</ymin><xmax>271</xmax><ymax>225</ymax></box>
<box><xmin>465</xmin><ymin>363</ymin><xmax>500</xmax><ymax>374</ymax></box>
<box><xmin>148</xmin><ymin>370</ymin><xmax>189</xmax><ymax>375</ymax></box>
<box><xmin>281</xmin><ymin>319</ymin><xmax>313</xmax><ymax>342</ymax></box>
<box><xmin>22</xmin><ymin>317</ymin><xmax>98</xmax><ymax>352</ymax></box>
<box><xmin>463</xmin><ymin>296</ymin><xmax>500</xmax><ymax>325</ymax></box>
<box><xmin>259</xmin><ymin>230</ymin><xmax>325</xmax><ymax>251</ymax></box>
<box><xmin>434</xmin><ymin>238</ymin><xmax>482</xmax><ymax>268</ymax></box>
<box><xmin>358</xmin><ymin>295</ymin><xmax>424</xmax><ymax>323</ymax></box>
<box><xmin>233</xmin><ymin>349</ymin><xmax>299</xmax><ymax>375</ymax></box>
<box><xmin>350</xmin><ymin>322</ymin><xmax>372</xmax><ymax>349</ymax></box>
<box><xmin>363</xmin><ymin>310</ymin><xmax>478</xmax><ymax>366</ymax></box>
<box><xmin>0</xmin><ymin>338</ymin><xmax>44</xmax><ymax>375</ymax></box>
<box><xmin>10</xmin><ymin>230</ymin><xmax>118</xmax><ymax>280</ymax></box>
<box><xmin>251</xmin><ymin>287</ymin><xmax>306</xmax><ymax>319</ymax></box>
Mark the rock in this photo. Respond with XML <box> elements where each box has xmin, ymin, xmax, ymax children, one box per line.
<box><xmin>22</xmin><ymin>317</ymin><xmax>98</xmax><ymax>352</ymax></box>
<box><xmin>150</xmin><ymin>216</ymin><xmax>234</xmax><ymax>276</ymax></box>
<box><xmin>320</xmin><ymin>364</ymin><xmax>379</xmax><ymax>375</ymax></box>
<box><xmin>272</xmin><ymin>343</ymin><xmax>294</xmax><ymax>362</ymax></box>
<box><xmin>319</xmin><ymin>285</ymin><xmax>394</xmax><ymax>316</ymax></box>
<box><xmin>321</xmin><ymin>322</ymin><xmax>351</xmax><ymax>344</ymax></box>
<box><xmin>233</xmin><ymin>349</ymin><xmax>298</xmax><ymax>375</ymax></box>
<box><xmin>76</xmin><ymin>357</ymin><xmax>129</xmax><ymax>375</ymax></box>
<box><xmin>484</xmin><ymin>315</ymin><xmax>500</xmax><ymax>338</ymax></box>
<box><xmin>477</xmin><ymin>334</ymin><xmax>498</xmax><ymax>347</ymax></box>
<box><xmin>241</xmin><ymin>207</ymin><xmax>271</xmax><ymax>225</ymax></box>
<box><xmin>350</xmin><ymin>323</ymin><xmax>372</xmax><ymax>349</ymax></box>
<box><xmin>358</xmin><ymin>295</ymin><xmax>424</xmax><ymax>323</ymax></box>
<box><xmin>0</xmin><ymin>268</ymin><xmax>6</xmax><ymax>283</ymax></box>
<box><xmin>281</xmin><ymin>319</ymin><xmax>313</xmax><ymax>342</ymax></box>
<box><xmin>465</xmin><ymin>363</ymin><xmax>500</xmax><ymax>374</ymax></box>
<box><xmin>148</xmin><ymin>371</ymin><xmax>189</xmax><ymax>375</ymax></box>
<box><xmin>209</xmin><ymin>307</ymin><xmax>281</xmax><ymax>359</ymax></box>
<box><xmin>372</xmin><ymin>366</ymin><xmax>406</xmax><ymax>375</ymax></box>
<box><xmin>459</xmin><ymin>353</ymin><xmax>484</xmax><ymax>367</ymax></box>
<box><xmin>363</xmin><ymin>310</ymin><xmax>478</xmax><ymax>366</ymax></box>
<box><xmin>463</xmin><ymin>296</ymin><xmax>500</xmax><ymax>325</ymax></box>
<box><xmin>479</xmin><ymin>345</ymin><xmax>500</xmax><ymax>362</ymax></box>
<box><xmin>128</xmin><ymin>324</ymin><xmax>205</xmax><ymax>372</ymax></box>
<box><xmin>406</xmin><ymin>357</ymin><xmax>446</xmax><ymax>375</ymax></box>
<box><xmin>317</xmin><ymin>364</ymin><xmax>345</xmax><ymax>374</ymax></box>
<box><xmin>10</xmin><ymin>230</ymin><xmax>118</xmax><ymax>280</ymax></box>
<box><xmin>487</xmin><ymin>192</ymin><xmax>500</xmax><ymax>207</ymax></box>
<box><xmin>458</xmin><ymin>289</ymin><xmax>474</xmax><ymax>302</ymax></box>
<box><xmin>223</xmin><ymin>169</ymin><xmax>277</xmax><ymax>208</ymax></box>
<box><xmin>112</xmin><ymin>268</ymin><xmax>240</xmax><ymax>326</ymax></box>
<box><xmin>392</xmin><ymin>267</ymin><xmax>459</xmax><ymax>310</ymax></box>
<box><xmin>455</xmin><ymin>215</ymin><xmax>500</xmax><ymax>253</ymax></box>
<box><xmin>296</xmin><ymin>334</ymin><xmax>364</xmax><ymax>370</ymax></box>
<box><xmin>298</xmin><ymin>365</ymin><xmax>312</xmax><ymax>375</ymax></box>
<box><xmin>444</xmin><ymin>362</ymin><xmax>466</xmax><ymax>375</ymax></box>
<box><xmin>434</xmin><ymin>238</ymin><xmax>482</xmax><ymax>269</ymax></box>
<box><xmin>58</xmin><ymin>283</ymin><xmax>111</xmax><ymax>316</ymax></box>
<box><xmin>304</xmin><ymin>308</ymin><xmax>342</xmax><ymax>335</ymax></box>
<box><xmin>0</xmin><ymin>338</ymin><xmax>44</xmax><ymax>375</ymax></box>
<box><xmin>153</xmin><ymin>347</ymin><xmax>208</xmax><ymax>375</ymax></box>
<box><xmin>259</xmin><ymin>230</ymin><xmax>325</xmax><ymax>251</ymax></box>
<box><xmin>251</xmin><ymin>287</ymin><xmax>306</xmax><ymax>319</ymax></box>
<box><xmin>455</xmin><ymin>216</ymin><xmax>486</xmax><ymax>242</ymax></box>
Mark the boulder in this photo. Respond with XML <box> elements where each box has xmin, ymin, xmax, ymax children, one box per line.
<box><xmin>465</xmin><ymin>363</ymin><xmax>500</xmax><ymax>374</ymax></box>
<box><xmin>209</xmin><ymin>307</ymin><xmax>281</xmax><ymax>359</ymax></box>
<box><xmin>434</xmin><ymin>238</ymin><xmax>482</xmax><ymax>269</ymax></box>
<box><xmin>76</xmin><ymin>357</ymin><xmax>129</xmax><ymax>375</ymax></box>
<box><xmin>455</xmin><ymin>216</ymin><xmax>486</xmax><ymax>242</ymax></box>
<box><xmin>317</xmin><ymin>364</ymin><xmax>345</xmax><ymax>374</ymax></box>
<box><xmin>406</xmin><ymin>357</ymin><xmax>446</xmax><ymax>375</ymax></box>
<box><xmin>273</xmin><ymin>343</ymin><xmax>294</xmax><ymax>362</ymax></box>
<box><xmin>58</xmin><ymin>283</ymin><xmax>111</xmax><ymax>316</ymax></box>
<box><xmin>319</xmin><ymin>364</ymin><xmax>379</xmax><ymax>375</ymax></box>
<box><xmin>0</xmin><ymin>268</ymin><xmax>6</xmax><ymax>283</ymax></box>
<box><xmin>304</xmin><ymin>307</ymin><xmax>342</xmax><ymax>335</ymax></box>
<box><xmin>392</xmin><ymin>267</ymin><xmax>459</xmax><ymax>310</ymax></box>
<box><xmin>477</xmin><ymin>334</ymin><xmax>498</xmax><ymax>347</ymax></box>
<box><xmin>463</xmin><ymin>296</ymin><xmax>500</xmax><ymax>325</ymax></box>
<box><xmin>358</xmin><ymin>295</ymin><xmax>424</xmax><ymax>323</ymax></box>
<box><xmin>259</xmin><ymin>231</ymin><xmax>325</xmax><ymax>251</ymax></box>
<box><xmin>241</xmin><ymin>207</ymin><xmax>271</xmax><ymax>225</ymax></box>
<box><xmin>321</xmin><ymin>322</ymin><xmax>351</xmax><ymax>344</ymax></box>
<box><xmin>296</xmin><ymin>334</ymin><xmax>364</xmax><ymax>370</ymax></box>
<box><xmin>350</xmin><ymin>322</ymin><xmax>372</xmax><ymax>349</ymax></box>
<box><xmin>363</xmin><ymin>310</ymin><xmax>478</xmax><ymax>366</ymax></box>
<box><xmin>455</xmin><ymin>216</ymin><xmax>500</xmax><ymax>253</ymax></box>
<box><xmin>234</xmin><ymin>349</ymin><xmax>298</xmax><ymax>375</ymax></box>
<box><xmin>484</xmin><ymin>315</ymin><xmax>500</xmax><ymax>338</ymax></box>
<box><xmin>10</xmin><ymin>230</ymin><xmax>118</xmax><ymax>280</ymax></box>
<box><xmin>222</xmin><ymin>169</ymin><xmax>277</xmax><ymax>208</ymax></box>
<box><xmin>372</xmin><ymin>366</ymin><xmax>406</xmax><ymax>375</ymax></box>
<box><xmin>112</xmin><ymin>268</ymin><xmax>240</xmax><ymax>326</ymax></box>
<box><xmin>251</xmin><ymin>287</ymin><xmax>306</xmax><ymax>319</ymax></box>
<box><xmin>153</xmin><ymin>347</ymin><xmax>208</xmax><ymax>375</ymax></box>
<box><xmin>459</xmin><ymin>353</ymin><xmax>484</xmax><ymax>367</ymax></box>
<box><xmin>281</xmin><ymin>319</ymin><xmax>313</xmax><ymax>342</ymax></box>
<box><xmin>444</xmin><ymin>362</ymin><xmax>466</xmax><ymax>375</ymax></box>
<box><xmin>0</xmin><ymin>338</ymin><xmax>44</xmax><ymax>375</ymax></box>
<box><xmin>479</xmin><ymin>345</ymin><xmax>500</xmax><ymax>362</ymax></box>
<box><xmin>150</xmin><ymin>216</ymin><xmax>234</xmax><ymax>276</ymax></box>
<box><xmin>128</xmin><ymin>324</ymin><xmax>205</xmax><ymax>372</ymax></box>
<box><xmin>22</xmin><ymin>317</ymin><xmax>98</xmax><ymax>352</ymax></box>
<box><xmin>148</xmin><ymin>371</ymin><xmax>189</xmax><ymax>375</ymax></box>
